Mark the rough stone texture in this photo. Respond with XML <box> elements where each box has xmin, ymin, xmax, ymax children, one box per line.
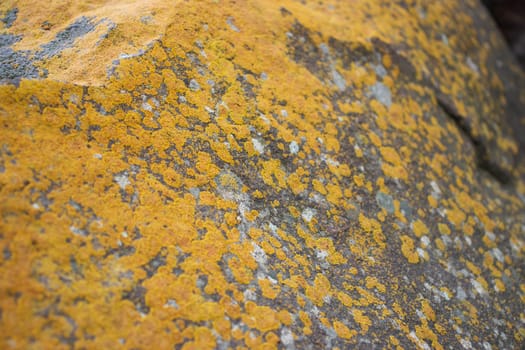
<box><xmin>0</xmin><ymin>1</ymin><xmax>524</xmax><ymax>349</ymax></box>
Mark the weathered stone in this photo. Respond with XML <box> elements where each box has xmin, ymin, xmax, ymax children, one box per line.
<box><xmin>0</xmin><ymin>1</ymin><xmax>524</xmax><ymax>349</ymax></box>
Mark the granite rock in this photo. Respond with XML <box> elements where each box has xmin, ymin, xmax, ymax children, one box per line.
<box><xmin>0</xmin><ymin>1</ymin><xmax>524</xmax><ymax>349</ymax></box>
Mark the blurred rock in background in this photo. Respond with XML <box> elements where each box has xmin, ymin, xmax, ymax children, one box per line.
<box><xmin>483</xmin><ymin>0</ymin><xmax>525</xmax><ymax>68</ymax></box>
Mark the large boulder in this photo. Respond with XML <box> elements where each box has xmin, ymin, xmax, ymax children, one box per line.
<box><xmin>1</xmin><ymin>1</ymin><xmax>524</xmax><ymax>348</ymax></box>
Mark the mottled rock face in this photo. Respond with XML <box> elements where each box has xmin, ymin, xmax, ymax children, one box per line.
<box><xmin>0</xmin><ymin>1</ymin><xmax>524</xmax><ymax>349</ymax></box>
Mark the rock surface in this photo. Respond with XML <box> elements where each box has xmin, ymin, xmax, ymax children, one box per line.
<box><xmin>1</xmin><ymin>1</ymin><xmax>524</xmax><ymax>349</ymax></box>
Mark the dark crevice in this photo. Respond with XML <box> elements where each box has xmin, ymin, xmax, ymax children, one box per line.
<box><xmin>482</xmin><ymin>0</ymin><xmax>525</xmax><ymax>68</ymax></box>
<box><xmin>436</xmin><ymin>95</ymin><xmax>513</xmax><ymax>186</ymax></box>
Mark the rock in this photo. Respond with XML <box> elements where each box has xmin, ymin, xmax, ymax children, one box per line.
<box><xmin>0</xmin><ymin>1</ymin><xmax>524</xmax><ymax>349</ymax></box>
<box><xmin>482</xmin><ymin>0</ymin><xmax>525</xmax><ymax>68</ymax></box>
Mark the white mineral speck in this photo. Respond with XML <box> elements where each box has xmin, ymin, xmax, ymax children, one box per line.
<box><xmin>332</xmin><ymin>69</ymin><xmax>346</xmax><ymax>91</ymax></box>
<box><xmin>226</xmin><ymin>17</ymin><xmax>240</xmax><ymax>32</ymax></box>
<box><xmin>430</xmin><ymin>181</ymin><xmax>441</xmax><ymax>196</ymax></box>
<box><xmin>316</xmin><ymin>249</ymin><xmax>328</xmax><ymax>260</ymax></box>
<box><xmin>243</xmin><ymin>289</ymin><xmax>257</xmax><ymax>301</ymax></box>
<box><xmin>319</xmin><ymin>43</ymin><xmax>330</xmax><ymax>55</ymax></box>
<box><xmin>441</xmin><ymin>235</ymin><xmax>452</xmax><ymax>246</ymax></box>
<box><xmin>450</xmin><ymin>284</ymin><xmax>464</xmax><ymax>299</ymax></box>
<box><xmin>374</xmin><ymin>63</ymin><xmax>387</xmax><ymax>78</ymax></box>
<box><xmin>490</xmin><ymin>248</ymin><xmax>504</xmax><ymax>262</ymax></box>
<box><xmin>258</xmin><ymin>112</ymin><xmax>270</xmax><ymax>124</ymax></box>
<box><xmin>280</xmin><ymin>327</ymin><xmax>295</xmax><ymax>349</ymax></box>
<box><xmin>441</xmin><ymin>34</ymin><xmax>449</xmax><ymax>46</ymax></box>
<box><xmin>416</xmin><ymin>309</ymin><xmax>425</xmax><ymax>320</ymax></box>
<box><xmin>114</xmin><ymin>173</ymin><xmax>130</xmax><ymax>190</ymax></box>
<box><xmin>164</xmin><ymin>299</ymin><xmax>179</xmax><ymax>308</ymax></box>
<box><xmin>409</xmin><ymin>331</ymin><xmax>431</xmax><ymax>350</ymax></box>
<box><xmin>466</xmin><ymin>57</ymin><xmax>479</xmax><ymax>74</ymax></box>
<box><xmin>70</xmin><ymin>226</ymin><xmax>86</xmax><ymax>236</ymax></box>
<box><xmin>189</xmin><ymin>79</ymin><xmax>200</xmax><ymax>91</ymax></box>
<box><xmin>471</xmin><ymin>279</ymin><xmax>487</xmax><ymax>295</ymax></box>
<box><xmin>252</xmin><ymin>138</ymin><xmax>265</xmax><ymax>154</ymax></box>
<box><xmin>251</xmin><ymin>242</ymin><xmax>267</xmax><ymax>265</ymax></box>
<box><xmin>369</xmin><ymin>82</ymin><xmax>392</xmax><ymax>107</ymax></box>
<box><xmin>440</xmin><ymin>289</ymin><xmax>450</xmax><ymax>301</ymax></box>
<box><xmin>301</xmin><ymin>208</ymin><xmax>316</xmax><ymax>222</ymax></box>
<box><xmin>459</xmin><ymin>338</ymin><xmax>473</xmax><ymax>349</ymax></box>
<box><xmin>289</xmin><ymin>141</ymin><xmax>299</xmax><ymax>154</ymax></box>
<box><xmin>141</xmin><ymin>102</ymin><xmax>152</xmax><ymax>111</ymax></box>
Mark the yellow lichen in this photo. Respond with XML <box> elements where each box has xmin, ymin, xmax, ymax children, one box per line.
<box><xmin>400</xmin><ymin>235</ymin><xmax>420</xmax><ymax>264</ymax></box>
<box><xmin>333</xmin><ymin>320</ymin><xmax>357</xmax><ymax>340</ymax></box>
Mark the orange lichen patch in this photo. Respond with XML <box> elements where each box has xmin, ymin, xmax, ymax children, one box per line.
<box><xmin>228</xmin><ymin>256</ymin><xmax>254</xmax><ymax>285</ymax></box>
<box><xmin>333</xmin><ymin>320</ymin><xmax>357</xmax><ymax>340</ymax></box>
<box><xmin>465</xmin><ymin>260</ymin><xmax>482</xmax><ymax>276</ymax></box>
<box><xmin>260</xmin><ymin>159</ymin><xmax>287</xmax><ymax>189</ymax></box>
<box><xmin>337</xmin><ymin>291</ymin><xmax>355</xmax><ymax>308</ymax></box>
<box><xmin>494</xmin><ymin>278</ymin><xmax>506</xmax><ymax>292</ymax></box>
<box><xmin>380</xmin><ymin>146</ymin><xmax>402</xmax><ymax>165</ymax></box>
<box><xmin>311</xmin><ymin>237</ymin><xmax>348</xmax><ymax>265</ymax></box>
<box><xmin>379</xmin><ymin>146</ymin><xmax>408</xmax><ymax>181</ymax></box>
<box><xmin>353</xmin><ymin>174</ymin><xmax>365</xmax><ymax>187</ymax></box>
<box><xmin>446</xmin><ymin>204</ymin><xmax>467</xmax><ymax>227</ymax></box>
<box><xmin>414</xmin><ymin>322</ymin><xmax>443</xmax><ymax>350</ymax></box>
<box><xmin>5</xmin><ymin>1</ymin><xmax>184</xmax><ymax>85</ymax></box>
<box><xmin>352</xmin><ymin>309</ymin><xmax>372</xmax><ymax>333</ymax></box>
<box><xmin>286</xmin><ymin>171</ymin><xmax>308</xmax><ymax>195</ymax></box>
<box><xmin>354</xmin><ymin>286</ymin><xmax>383</xmax><ymax>307</ymax></box>
<box><xmin>437</xmin><ymin>223</ymin><xmax>451</xmax><ymax>235</ymax></box>
<box><xmin>243</xmin><ymin>302</ymin><xmax>281</xmax><ymax>332</ymax></box>
<box><xmin>258</xmin><ymin>278</ymin><xmax>281</xmax><ymax>299</ymax></box>
<box><xmin>299</xmin><ymin>311</ymin><xmax>313</xmax><ymax>335</ymax></box>
<box><xmin>483</xmin><ymin>252</ymin><xmax>503</xmax><ymax>278</ymax></box>
<box><xmin>400</xmin><ymin>235</ymin><xmax>419</xmax><ymax>264</ymax></box>
<box><xmin>421</xmin><ymin>299</ymin><xmax>436</xmax><ymax>322</ymax></box>
<box><xmin>312</xmin><ymin>179</ymin><xmax>327</xmax><ymax>195</ymax></box>
<box><xmin>368</xmin><ymin>132</ymin><xmax>383</xmax><ymax>147</ymax></box>
<box><xmin>305</xmin><ymin>274</ymin><xmax>332</xmax><ymax>307</ymax></box>
<box><xmin>382</xmin><ymin>162</ymin><xmax>408</xmax><ymax>181</ymax></box>
<box><xmin>365</xmin><ymin>276</ymin><xmax>386</xmax><ymax>294</ymax></box>
<box><xmin>476</xmin><ymin>276</ymin><xmax>490</xmax><ymax>294</ymax></box>
<box><xmin>358</xmin><ymin>213</ymin><xmax>386</xmax><ymax>250</ymax></box>
<box><xmin>412</xmin><ymin>219</ymin><xmax>429</xmax><ymax>238</ymax></box>
<box><xmin>277</xmin><ymin>309</ymin><xmax>293</xmax><ymax>326</ymax></box>
<box><xmin>435</xmin><ymin>238</ymin><xmax>446</xmax><ymax>252</ymax></box>
<box><xmin>327</xmin><ymin>162</ymin><xmax>352</xmax><ymax>179</ymax></box>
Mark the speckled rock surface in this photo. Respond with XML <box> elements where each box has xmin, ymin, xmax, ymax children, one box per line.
<box><xmin>1</xmin><ymin>1</ymin><xmax>524</xmax><ymax>349</ymax></box>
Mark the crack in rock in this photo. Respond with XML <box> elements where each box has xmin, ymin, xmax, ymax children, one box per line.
<box><xmin>436</xmin><ymin>94</ymin><xmax>513</xmax><ymax>185</ymax></box>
